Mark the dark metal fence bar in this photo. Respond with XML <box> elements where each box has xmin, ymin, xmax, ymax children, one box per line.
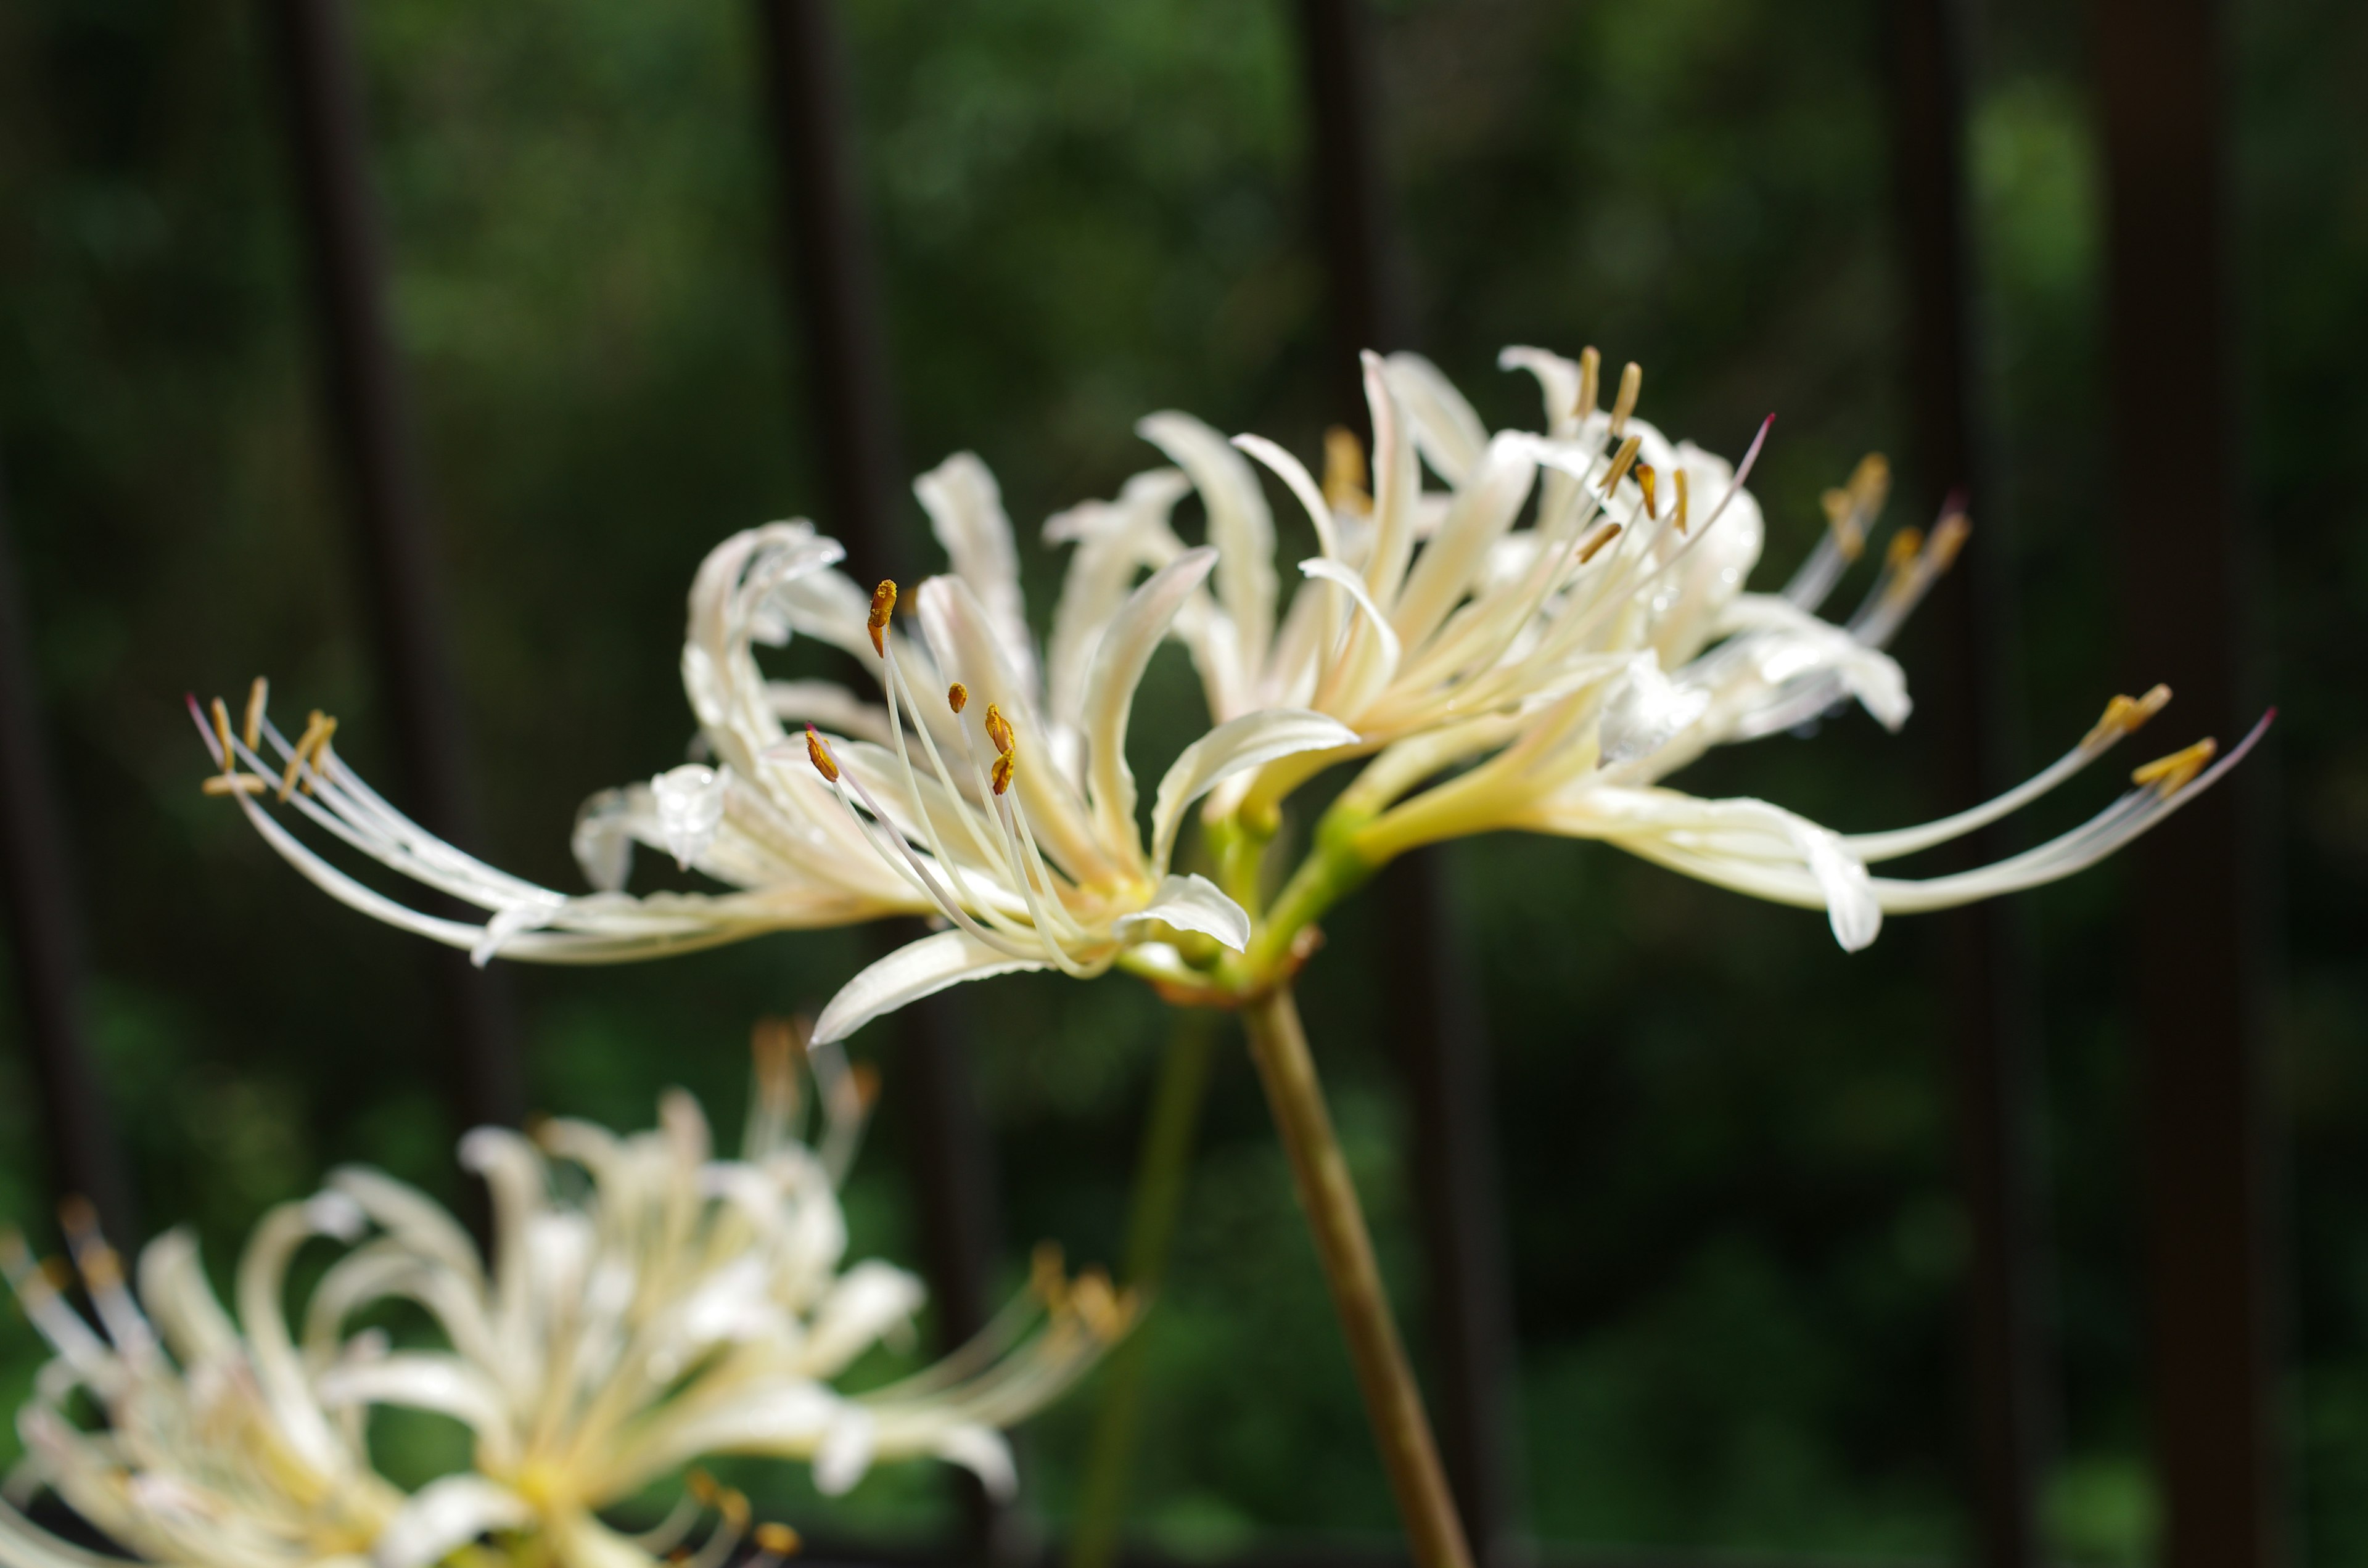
<box><xmin>1295</xmin><ymin>3</ymin><xmax>1517</xmax><ymax>1560</ymax></box>
<box><xmin>1885</xmin><ymin>4</ymin><xmax>2050</xmax><ymax>1566</ymax></box>
<box><xmin>2094</xmin><ymin>2</ymin><xmax>2280</xmax><ymax>1565</ymax></box>
<box><xmin>752</xmin><ymin>2</ymin><xmax>1008</xmax><ymax>1557</ymax></box>
<box><xmin>0</xmin><ymin>460</ymin><xmax>136</xmax><ymax>1242</ymax></box>
<box><xmin>263</xmin><ymin>0</ymin><xmax>523</xmax><ymax>1132</ymax></box>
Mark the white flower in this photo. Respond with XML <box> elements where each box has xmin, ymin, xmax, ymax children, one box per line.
<box><xmin>1</xmin><ymin>1024</ymin><xmax>1130</xmax><ymax>1568</ymax></box>
<box><xmin>197</xmin><ymin>451</ymin><xmax>1354</xmax><ymax>1043</ymax></box>
<box><xmin>1236</xmin><ymin>347</ymin><xmax>2267</xmax><ymax>953</ymax></box>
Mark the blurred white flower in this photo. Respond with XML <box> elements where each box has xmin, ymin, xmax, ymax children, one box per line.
<box><xmin>1240</xmin><ymin>349</ymin><xmax>2266</xmax><ymax>953</ymax></box>
<box><xmin>1</xmin><ymin>1024</ymin><xmax>1129</xmax><ymax>1568</ymax></box>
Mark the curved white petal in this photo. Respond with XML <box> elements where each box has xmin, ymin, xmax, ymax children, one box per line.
<box><xmin>1498</xmin><ymin>345</ymin><xmax>1584</xmax><ymax>437</ymax></box>
<box><xmin>374</xmin><ymin>1477</ymin><xmax>533</xmax><ymax>1568</ymax></box>
<box><xmin>1114</xmin><ymin>873</ymin><xmax>1252</xmax><ymax>953</ymax></box>
<box><xmin>812</xmin><ymin>929</ymin><xmax>1051</xmax><ymax>1045</ymax></box>
<box><xmin>915</xmin><ymin>453</ymin><xmax>1037</xmax><ymax>700</ymax></box>
<box><xmin>1381</xmin><ymin>351</ymin><xmax>1489</xmax><ymax>484</ymax></box>
<box><xmin>1138</xmin><ymin>411</ymin><xmax>1278</xmax><ymax>676</ymax></box>
<box><xmin>1080</xmin><ymin>548</ymin><xmax>1219</xmax><ymax>864</ymax></box>
<box><xmin>813</xmin><ymin>1409</ymin><xmax>879</xmax><ymax>1497</ymax></box>
<box><xmin>932</xmin><ymin>1426</ymin><xmax>1018</xmax><ymax>1500</ymax></box>
<box><xmin>1301</xmin><ymin>558</ymin><xmax>1402</xmax><ymax>716</ymax></box>
<box><xmin>1149</xmin><ymin>708</ymin><xmax>1360</xmax><ymax>873</ymax></box>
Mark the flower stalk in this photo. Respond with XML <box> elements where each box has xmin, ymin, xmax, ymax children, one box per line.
<box><xmin>1067</xmin><ymin>1009</ymin><xmax>1222</xmax><ymax>1568</ymax></box>
<box><xmin>1238</xmin><ymin>984</ymin><xmax>1473</xmax><ymax>1568</ymax></box>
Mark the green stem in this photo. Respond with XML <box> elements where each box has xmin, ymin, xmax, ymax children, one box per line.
<box><xmin>1238</xmin><ymin>985</ymin><xmax>1473</xmax><ymax>1568</ymax></box>
<box><xmin>1066</xmin><ymin>1010</ymin><xmax>1222</xmax><ymax>1568</ymax></box>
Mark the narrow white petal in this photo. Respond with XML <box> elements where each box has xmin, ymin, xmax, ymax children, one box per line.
<box><xmin>1138</xmin><ymin>411</ymin><xmax>1278</xmax><ymax>676</ymax></box>
<box><xmin>1149</xmin><ymin>708</ymin><xmax>1360</xmax><ymax>872</ymax></box>
<box><xmin>1301</xmin><ymin>557</ymin><xmax>1403</xmax><ymax>714</ymax></box>
<box><xmin>812</xmin><ymin>929</ymin><xmax>1050</xmax><ymax>1045</ymax></box>
<box><xmin>915</xmin><ymin>453</ymin><xmax>1037</xmax><ymax>699</ymax></box>
<box><xmin>1498</xmin><ymin>345</ymin><xmax>1584</xmax><ymax>437</ymax></box>
<box><xmin>932</xmin><ymin>1426</ymin><xmax>1019</xmax><ymax>1500</ymax></box>
<box><xmin>1388</xmin><ymin>432</ymin><xmax>1539</xmax><ymax>651</ymax></box>
<box><xmin>1230</xmin><ymin>433</ymin><xmax>1340</xmax><ymax>562</ymax></box>
<box><xmin>374</xmin><ymin>1477</ymin><xmax>532</xmax><ymax>1568</ymax></box>
<box><xmin>813</xmin><ymin>1410</ymin><xmax>879</xmax><ymax>1497</ymax></box>
<box><xmin>804</xmin><ymin>1260</ymin><xmax>926</xmax><ymax>1376</ymax></box>
<box><xmin>1381</xmin><ymin>351</ymin><xmax>1489</xmax><ymax>483</ymax></box>
<box><xmin>1114</xmin><ymin>873</ymin><xmax>1252</xmax><ymax>953</ymax></box>
<box><xmin>1081</xmin><ymin>548</ymin><xmax>1218</xmax><ymax>863</ymax></box>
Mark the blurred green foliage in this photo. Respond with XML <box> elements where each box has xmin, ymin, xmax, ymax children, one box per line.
<box><xmin>0</xmin><ymin>0</ymin><xmax>2362</xmax><ymax>1562</ymax></box>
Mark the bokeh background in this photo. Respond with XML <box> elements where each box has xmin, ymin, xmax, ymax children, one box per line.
<box><xmin>1</xmin><ymin>0</ymin><xmax>2363</xmax><ymax>1562</ymax></box>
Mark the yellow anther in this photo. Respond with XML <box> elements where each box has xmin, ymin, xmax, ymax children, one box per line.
<box><xmin>1609</xmin><ymin>360</ymin><xmax>1642</xmax><ymax>434</ymax></box>
<box><xmin>1925</xmin><ymin>511</ymin><xmax>1971</xmax><ymax>572</ymax></box>
<box><xmin>1598</xmin><ymin>433</ymin><xmax>1643</xmax><ymax>496</ymax></box>
<box><xmin>1069</xmin><ymin>1268</ymin><xmax>1132</xmax><ymax>1342</ymax></box>
<box><xmin>1030</xmin><ymin>1241</ymin><xmax>1067</xmax><ymax>1309</ymax></box>
<box><xmin>209</xmin><ymin>697</ymin><xmax>236</xmax><ymax>772</ymax></box>
<box><xmin>849</xmin><ymin>1062</ymin><xmax>881</xmax><ymax>1110</ymax></box>
<box><xmin>242</xmin><ymin>678</ymin><xmax>268</xmax><ymax>749</ymax></box>
<box><xmin>804</xmin><ymin>725</ymin><xmax>839</xmax><ymax>784</ymax></box>
<box><xmin>57</xmin><ymin>1196</ymin><xmax>96</xmax><ymax>1237</ymax></box>
<box><xmin>2086</xmin><ymin>684</ymin><xmax>2174</xmax><ymax>747</ymax></box>
<box><xmin>2132</xmin><ymin>737</ymin><xmax>2215</xmax><ymax>793</ymax></box>
<box><xmin>718</xmin><ymin>1490</ymin><xmax>750</xmax><ymax>1529</ymax></box>
<box><xmin>990</xmin><ymin>750</ymin><xmax>1016</xmax><ymax>797</ymax></box>
<box><xmin>754</xmin><ymin>1524</ymin><xmax>801</xmax><ymax>1557</ymax></box>
<box><xmin>1820</xmin><ymin>491</ymin><xmax>1867</xmax><ymax>560</ymax></box>
<box><xmin>1885</xmin><ymin>527</ymin><xmax>1925</xmax><ymax>573</ymax></box>
<box><xmin>38</xmin><ymin>1256</ymin><xmax>71</xmax><ymax>1292</ymax></box>
<box><xmin>78</xmin><ymin>1245</ymin><xmax>121</xmax><ymax>1292</ymax></box>
<box><xmin>278</xmin><ymin>710</ymin><xmax>336</xmax><ymax>803</ymax></box>
<box><xmin>1576</xmin><ymin>522</ymin><xmax>1623</xmax><ymax>565</ymax></box>
<box><xmin>1846</xmin><ymin>453</ymin><xmax>1891</xmax><ymax>513</ymax></box>
<box><xmin>1322</xmin><ymin>426</ymin><xmax>1371</xmax><ymax>515</ymax></box>
<box><xmin>1672</xmin><ymin>469</ymin><xmax>1690</xmax><ymax>534</ymax></box>
<box><xmin>984</xmin><ymin>703</ymin><xmax>1015</xmax><ymax>757</ymax></box>
<box><xmin>947</xmin><ymin>681</ymin><xmax>968</xmax><ymax>714</ymax></box>
<box><xmin>202</xmin><ymin>774</ymin><xmax>267</xmax><ymax>797</ymax></box>
<box><xmin>1633</xmin><ymin>463</ymin><xmax>1658</xmax><ymax>520</ymax></box>
<box><xmin>867</xmin><ymin>580</ymin><xmax>898</xmax><ymax>657</ymax></box>
<box><xmin>685</xmin><ymin>1469</ymin><xmax>718</xmax><ymax>1505</ymax></box>
<box><xmin>1574</xmin><ymin>347</ymin><xmax>1601</xmax><ymax>419</ymax></box>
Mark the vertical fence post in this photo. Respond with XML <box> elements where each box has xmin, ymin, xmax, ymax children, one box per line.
<box><xmin>1886</xmin><ymin>4</ymin><xmax>2051</xmax><ymax>1566</ymax></box>
<box><xmin>263</xmin><ymin>0</ymin><xmax>524</xmax><ymax>1133</ymax></box>
<box><xmin>1296</xmin><ymin>3</ymin><xmax>1518</xmax><ymax>1559</ymax></box>
<box><xmin>0</xmin><ymin>461</ymin><xmax>136</xmax><ymax>1242</ymax></box>
<box><xmin>2094</xmin><ymin>2</ymin><xmax>2281</xmax><ymax>1565</ymax></box>
<box><xmin>752</xmin><ymin>3</ymin><xmax>1007</xmax><ymax>1558</ymax></box>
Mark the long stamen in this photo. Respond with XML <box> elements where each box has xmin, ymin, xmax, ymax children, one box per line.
<box><xmin>1848</xmin><ymin>686</ymin><xmax>2174</xmax><ymax>863</ymax></box>
<box><xmin>879</xmin><ymin>641</ymin><xmax>1022</xmax><ymax>882</ymax></box>
<box><xmin>805</xmin><ymin>726</ymin><xmax>1037</xmax><ymax>959</ymax></box>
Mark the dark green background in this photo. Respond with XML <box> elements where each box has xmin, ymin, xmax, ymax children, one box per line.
<box><xmin>1</xmin><ymin>0</ymin><xmax>2362</xmax><ymax>1561</ymax></box>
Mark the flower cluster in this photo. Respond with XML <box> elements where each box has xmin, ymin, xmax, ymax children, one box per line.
<box><xmin>0</xmin><ymin>1022</ymin><xmax>1129</xmax><ymax>1568</ymax></box>
<box><xmin>195</xmin><ymin>340</ymin><xmax>2261</xmax><ymax>1036</ymax></box>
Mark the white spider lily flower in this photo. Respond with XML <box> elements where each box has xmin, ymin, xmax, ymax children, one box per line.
<box><xmin>1</xmin><ymin>1024</ymin><xmax>1131</xmax><ymax>1568</ymax></box>
<box><xmin>197</xmin><ymin>453</ymin><xmax>1355</xmax><ymax>1043</ymax></box>
<box><xmin>1112</xmin><ymin>343</ymin><xmax>2267</xmax><ymax>958</ymax></box>
<box><xmin>1079</xmin><ymin>347</ymin><xmax>1795</xmax><ymax>825</ymax></box>
<box><xmin>0</xmin><ymin>1192</ymin><xmax>409</xmax><ymax>1568</ymax></box>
